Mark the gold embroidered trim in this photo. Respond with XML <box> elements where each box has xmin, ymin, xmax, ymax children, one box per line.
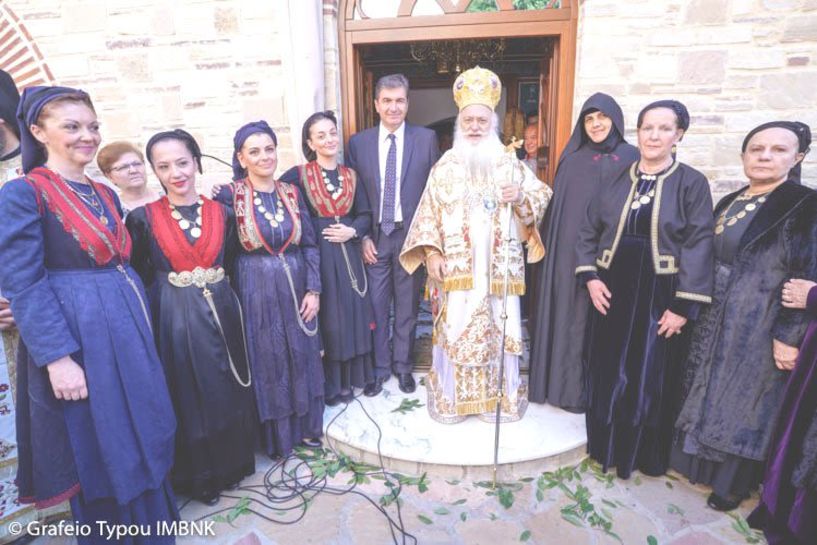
<box><xmin>489</xmin><ymin>279</ymin><xmax>525</xmax><ymax>296</ymax></box>
<box><xmin>575</xmin><ymin>265</ymin><xmax>598</xmax><ymax>274</ymax></box>
<box><xmin>675</xmin><ymin>290</ymin><xmax>712</xmax><ymax>303</ymax></box>
<box><xmin>650</xmin><ymin>161</ymin><xmax>681</xmax><ymax>273</ymax></box>
<box><xmin>596</xmin><ymin>162</ymin><xmax>639</xmax><ymax>270</ymax></box>
<box><xmin>444</xmin><ymin>275</ymin><xmax>474</xmax><ymax>292</ymax></box>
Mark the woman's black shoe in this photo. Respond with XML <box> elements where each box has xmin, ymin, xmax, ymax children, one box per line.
<box><xmin>301</xmin><ymin>437</ymin><xmax>323</xmax><ymax>448</ymax></box>
<box><xmin>338</xmin><ymin>390</ymin><xmax>354</xmax><ymax>403</ymax></box>
<box><xmin>707</xmin><ymin>492</ymin><xmax>744</xmax><ymax>511</ymax></box>
<box><xmin>198</xmin><ymin>492</ymin><xmax>220</xmax><ymax>506</ymax></box>
<box><xmin>325</xmin><ymin>395</ymin><xmax>341</xmax><ymax>407</ymax></box>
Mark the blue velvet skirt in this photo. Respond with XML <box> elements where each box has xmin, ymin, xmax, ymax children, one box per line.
<box><xmin>584</xmin><ymin>235</ymin><xmax>688</xmax><ymax>479</ymax></box>
<box><xmin>236</xmin><ymin>253</ymin><xmax>324</xmax><ymax>458</ymax></box>
<box><xmin>70</xmin><ymin>479</ymin><xmax>178</xmax><ymax>545</ymax></box>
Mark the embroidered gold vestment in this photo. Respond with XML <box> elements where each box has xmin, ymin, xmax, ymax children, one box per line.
<box><xmin>400</xmin><ymin>149</ymin><xmax>551</xmax><ymax>423</ymax></box>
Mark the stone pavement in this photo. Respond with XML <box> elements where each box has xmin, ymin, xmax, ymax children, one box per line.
<box><xmin>18</xmin><ymin>449</ymin><xmax>766</xmax><ymax>545</ymax></box>
<box><xmin>169</xmin><ymin>451</ymin><xmax>765</xmax><ymax>545</ymax></box>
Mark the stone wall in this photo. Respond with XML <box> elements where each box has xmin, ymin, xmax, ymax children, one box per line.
<box><xmin>4</xmin><ymin>0</ymin><xmax>322</xmax><ymax>188</ymax></box>
<box><xmin>574</xmin><ymin>0</ymin><xmax>817</xmax><ymax>199</ymax></box>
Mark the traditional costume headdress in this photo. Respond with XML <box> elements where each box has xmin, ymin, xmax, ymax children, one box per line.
<box><xmin>741</xmin><ymin>120</ymin><xmax>812</xmax><ymax>183</ymax></box>
<box><xmin>453</xmin><ymin>66</ymin><xmax>501</xmax><ymax>111</ymax></box>
<box><xmin>17</xmin><ymin>85</ymin><xmax>91</xmax><ymax>173</ymax></box>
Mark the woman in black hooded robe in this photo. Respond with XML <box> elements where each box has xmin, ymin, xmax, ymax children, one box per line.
<box><xmin>529</xmin><ymin>93</ymin><xmax>638</xmax><ymax>412</ymax></box>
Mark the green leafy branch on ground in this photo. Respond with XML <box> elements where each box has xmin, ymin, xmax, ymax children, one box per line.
<box><xmin>392</xmin><ymin>398</ymin><xmax>425</xmax><ymax>414</ymax></box>
<box><xmin>727</xmin><ymin>512</ymin><xmax>764</xmax><ymax>544</ymax></box>
<box><xmin>293</xmin><ymin>446</ymin><xmax>431</xmax><ymax>507</ymax></box>
<box><xmin>536</xmin><ymin>458</ymin><xmax>622</xmax><ymax>543</ymax></box>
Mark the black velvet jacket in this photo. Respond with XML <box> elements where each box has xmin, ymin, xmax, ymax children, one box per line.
<box><xmin>575</xmin><ymin>161</ymin><xmax>715</xmax><ymax>309</ymax></box>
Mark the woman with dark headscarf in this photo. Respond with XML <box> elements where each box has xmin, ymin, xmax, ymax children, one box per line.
<box><xmin>673</xmin><ymin>121</ymin><xmax>817</xmax><ymax>512</ymax></box>
<box><xmin>575</xmin><ymin>99</ymin><xmax>714</xmax><ymax>479</ymax></box>
<box><xmin>0</xmin><ymin>86</ymin><xmax>177</xmax><ymax>541</ymax></box>
<box><xmin>279</xmin><ymin>111</ymin><xmax>374</xmax><ymax>406</ymax></box>
<box><xmin>214</xmin><ymin>120</ymin><xmax>324</xmax><ymax>458</ymax></box>
<box><xmin>529</xmin><ymin>93</ymin><xmax>638</xmax><ymax>412</ymax></box>
<box><xmin>126</xmin><ymin>130</ymin><xmax>255</xmax><ymax>505</ymax></box>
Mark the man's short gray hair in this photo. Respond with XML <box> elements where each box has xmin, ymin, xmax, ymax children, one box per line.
<box><xmin>375</xmin><ymin>74</ymin><xmax>410</xmax><ymax>99</ymax></box>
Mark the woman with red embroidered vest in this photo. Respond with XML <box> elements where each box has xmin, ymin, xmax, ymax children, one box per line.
<box><xmin>279</xmin><ymin>111</ymin><xmax>374</xmax><ymax>406</ymax></box>
<box><xmin>214</xmin><ymin>120</ymin><xmax>324</xmax><ymax>458</ymax></box>
<box><xmin>0</xmin><ymin>86</ymin><xmax>177</xmax><ymax>542</ymax></box>
<box><xmin>126</xmin><ymin>129</ymin><xmax>255</xmax><ymax>505</ymax></box>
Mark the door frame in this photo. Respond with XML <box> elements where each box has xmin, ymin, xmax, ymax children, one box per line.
<box><xmin>337</xmin><ymin>1</ymin><xmax>579</xmax><ymax>182</ymax></box>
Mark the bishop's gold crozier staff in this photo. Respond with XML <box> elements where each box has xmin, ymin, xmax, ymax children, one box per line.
<box><xmin>492</xmin><ymin>141</ymin><xmax>521</xmax><ymax>488</ymax></box>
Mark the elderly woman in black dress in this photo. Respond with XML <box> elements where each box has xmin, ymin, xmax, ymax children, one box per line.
<box><xmin>673</xmin><ymin>121</ymin><xmax>817</xmax><ymax>511</ymax></box>
<box><xmin>575</xmin><ymin>100</ymin><xmax>714</xmax><ymax>479</ymax></box>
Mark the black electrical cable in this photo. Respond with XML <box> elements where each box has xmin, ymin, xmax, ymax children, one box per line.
<box><xmin>184</xmin><ymin>391</ymin><xmax>418</xmax><ymax>545</ymax></box>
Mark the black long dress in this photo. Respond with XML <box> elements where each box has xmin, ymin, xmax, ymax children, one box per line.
<box><xmin>670</xmin><ymin>192</ymin><xmax>766</xmax><ymax>500</ymax></box>
<box><xmin>127</xmin><ymin>197</ymin><xmax>256</xmax><ymax>500</ymax></box>
<box><xmin>584</xmin><ymin>169</ymin><xmax>695</xmax><ymax>479</ymax></box>
<box><xmin>529</xmin><ymin>93</ymin><xmax>638</xmax><ymax>411</ymax></box>
<box><xmin>280</xmin><ymin>163</ymin><xmax>374</xmax><ymax>402</ymax></box>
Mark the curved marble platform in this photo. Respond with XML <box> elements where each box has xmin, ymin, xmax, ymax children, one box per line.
<box><xmin>323</xmin><ymin>374</ymin><xmax>588</xmax><ymax>480</ymax></box>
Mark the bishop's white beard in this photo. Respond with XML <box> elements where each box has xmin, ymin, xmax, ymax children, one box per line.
<box><xmin>452</xmin><ymin>114</ymin><xmax>503</xmax><ymax>182</ymax></box>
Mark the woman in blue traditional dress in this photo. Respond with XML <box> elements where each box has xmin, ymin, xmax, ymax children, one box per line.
<box><xmin>127</xmin><ymin>129</ymin><xmax>256</xmax><ymax>505</ymax></box>
<box><xmin>279</xmin><ymin>111</ymin><xmax>374</xmax><ymax>406</ymax></box>
<box><xmin>0</xmin><ymin>87</ymin><xmax>177</xmax><ymax>542</ymax></box>
<box><xmin>214</xmin><ymin>120</ymin><xmax>324</xmax><ymax>458</ymax></box>
<box><xmin>575</xmin><ymin>100</ymin><xmax>714</xmax><ymax>480</ymax></box>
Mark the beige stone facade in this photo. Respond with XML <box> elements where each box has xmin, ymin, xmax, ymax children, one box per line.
<box><xmin>3</xmin><ymin>0</ymin><xmax>341</xmax><ymax>189</ymax></box>
<box><xmin>3</xmin><ymin>0</ymin><xmax>816</xmax><ymax>199</ymax></box>
<box><xmin>575</xmin><ymin>0</ymin><xmax>817</xmax><ymax>198</ymax></box>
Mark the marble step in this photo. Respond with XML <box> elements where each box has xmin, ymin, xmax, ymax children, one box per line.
<box><xmin>324</xmin><ymin>375</ymin><xmax>587</xmax><ymax>481</ymax></box>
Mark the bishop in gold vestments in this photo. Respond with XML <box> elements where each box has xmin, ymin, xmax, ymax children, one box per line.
<box><xmin>400</xmin><ymin>67</ymin><xmax>551</xmax><ymax>424</ymax></box>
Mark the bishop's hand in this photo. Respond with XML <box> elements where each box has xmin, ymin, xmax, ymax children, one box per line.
<box><xmin>499</xmin><ymin>182</ymin><xmax>522</xmax><ymax>204</ymax></box>
<box><xmin>427</xmin><ymin>253</ymin><xmax>447</xmax><ymax>283</ymax></box>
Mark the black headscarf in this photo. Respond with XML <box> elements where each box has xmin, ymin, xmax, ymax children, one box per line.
<box><xmin>559</xmin><ymin>92</ymin><xmax>628</xmax><ymax>164</ymax></box>
<box><xmin>16</xmin><ymin>85</ymin><xmax>91</xmax><ymax>173</ymax></box>
<box><xmin>0</xmin><ymin>70</ymin><xmax>20</xmax><ymax>140</ymax></box>
<box><xmin>232</xmin><ymin>120</ymin><xmax>277</xmax><ymax>181</ymax></box>
<box><xmin>637</xmin><ymin>99</ymin><xmax>690</xmax><ymax>135</ymax></box>
<box><xmin>741</xmin><ymin>121</ymin><xmax>811</xmax><ymax>184</ymax></box>
<box><xmin>145</xmin><ymin>129</ymin><xmax>203</xmax><ymax>173</ymax></box>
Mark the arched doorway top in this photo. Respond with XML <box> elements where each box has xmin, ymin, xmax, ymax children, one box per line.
<box><xmin>348</xmin><ymin>0</ymin><xmax>565</xmax><ymax>20</ymax></box>
<box><xmin>0</xmin><ymin>4</ymin><xmax>55</xmax><ymax>88</ymax></box>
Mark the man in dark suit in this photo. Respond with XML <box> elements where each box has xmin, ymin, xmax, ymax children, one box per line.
<box><xmin>346</xmin><ymin>73</ymin><xmax>440</xmax><ymax>396</ymax></box>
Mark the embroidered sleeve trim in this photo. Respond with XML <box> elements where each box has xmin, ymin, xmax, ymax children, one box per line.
<box><xmin>675</xmin><ymin>290</ymin><xmax>712</xmax><ymax>303</ymax></box>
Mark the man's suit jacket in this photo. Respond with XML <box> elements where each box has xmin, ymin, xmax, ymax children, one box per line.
<box><xmin>346</xmin><ymin>123</ymin><xmax>440</xmax><ymax>241</ymax></box>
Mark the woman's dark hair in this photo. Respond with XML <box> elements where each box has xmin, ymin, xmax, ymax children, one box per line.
<box><xmin>145</xmin><ymin>129</ymin><xmax>203</xmax><ymax>173</ymax></box>
<box><xmin>301</xmin><ymin>110</ymin><xmax>338</xmax><ymax>162</ymax></box>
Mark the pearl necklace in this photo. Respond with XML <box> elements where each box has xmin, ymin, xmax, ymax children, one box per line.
<box><xmin>320</xmin><ymin>167</ymin><xmax>344</xmax><ymax>200</ymax></box>
<box><xmin>254</xmin><ymin>190</ymin><xmax>285</xmax><ymax>228</ymax></box>
<box><xmin>169</xmin><ymin>198</ymin><xmax>203</xmax><ymax>239</ymax></box>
